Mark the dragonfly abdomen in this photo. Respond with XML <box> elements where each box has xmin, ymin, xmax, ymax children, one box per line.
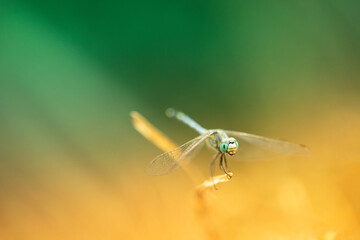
<box><xmin>166</xmin><ymin>108</ymin><xmax>207</xmax><ymax>134</ymax></box>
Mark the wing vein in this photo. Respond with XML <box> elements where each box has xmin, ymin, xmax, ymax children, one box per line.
<box><xmin>147</xmin><ymin>131</ymin><xmax>214</xmax><ymax>175</ymax></box>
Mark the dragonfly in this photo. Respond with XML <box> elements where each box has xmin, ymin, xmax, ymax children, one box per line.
<box><xmin>148</xmin><ymin>108</ymin><xmax>310</xmax><ymax>183</ymax></box>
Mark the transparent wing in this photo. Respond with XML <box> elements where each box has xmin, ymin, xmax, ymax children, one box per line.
<box><xmin>147</xmin><ymin>131</ymin><xmax>214</xmax><ymax>175</ymax></box>
<box><xmin>224</xmin><ymin>130</ymin><xmax>310</xmax><ymax>161</ymax></box>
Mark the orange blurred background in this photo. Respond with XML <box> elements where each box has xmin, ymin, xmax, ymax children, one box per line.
<box><xmin>0</xmin><ymin>1</ymin><xmax>359</xmax><ymax>239</ymax></box>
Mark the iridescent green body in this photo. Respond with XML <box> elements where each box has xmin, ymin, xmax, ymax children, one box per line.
<box><xmin>206</xmin><ymin>130</ymin><xmax>228</xmax><ymax>151</ymax></box>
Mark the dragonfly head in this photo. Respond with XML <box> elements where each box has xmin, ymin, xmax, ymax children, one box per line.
<box><xmin>220</xmin><ymin>137</ymin><xmax>238</xmax><ymax>156</ymax></box>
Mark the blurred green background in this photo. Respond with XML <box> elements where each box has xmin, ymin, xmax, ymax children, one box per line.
<box><xmin>0</xmin><ymin>1</ymin><xmax>359</xmax><ymax>239</ymax></box>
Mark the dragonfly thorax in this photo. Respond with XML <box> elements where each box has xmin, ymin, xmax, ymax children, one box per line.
<box><xmin>220</xmin><ymin>137</ymin><xmax>238</xmax><ymax>155</ymax></box>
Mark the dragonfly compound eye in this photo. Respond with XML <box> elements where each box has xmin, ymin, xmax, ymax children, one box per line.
<box><xmin>220</xmin><ymin>142</ymin><xmax>228</xmax><ymax>153</ymax></box>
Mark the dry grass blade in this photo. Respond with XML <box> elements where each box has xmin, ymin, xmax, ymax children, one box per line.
<box><xmin>130</xmin><ymin>111</ymin><xmax>177</xmax><ymax>152</ymax></box>
<box><xmin>196</xmin><ymin>172</ymin><xmax>233</xmax><ymax>193</ymax></box>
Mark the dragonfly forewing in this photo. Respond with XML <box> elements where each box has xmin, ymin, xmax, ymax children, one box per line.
<box><xmin>147</xmin><ymin>131</ymin><xmax>214</xmax><ymax>175</ymax></box>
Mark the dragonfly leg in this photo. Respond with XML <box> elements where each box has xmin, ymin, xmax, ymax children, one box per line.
<box><xmin>219</xmin><ymin>154</ymin><xmax>228</xmax><ymax>175</ymax></box>
<box><xmin>222</xmin><ymin>155</ymin><xmax>232</xmax><ymax>178</ymax></box>
<box><xmin>209</xmin><ymin>152</ymin><xmax>220</xmax><ymax>189</ymax></box>
<box><xmin>219</xmin><ymin>154</ymin><xmax>232</xmax><ymax>178</ymax></box>
<box><xmin>219</xmin><ymin>154</ymin><xmax>225</xmax><ymax>174</ymax></box>
<box><xmin>223</xmin><ymin>155</ymin><xmax>231</xmax><ymax>174</ymax></box>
